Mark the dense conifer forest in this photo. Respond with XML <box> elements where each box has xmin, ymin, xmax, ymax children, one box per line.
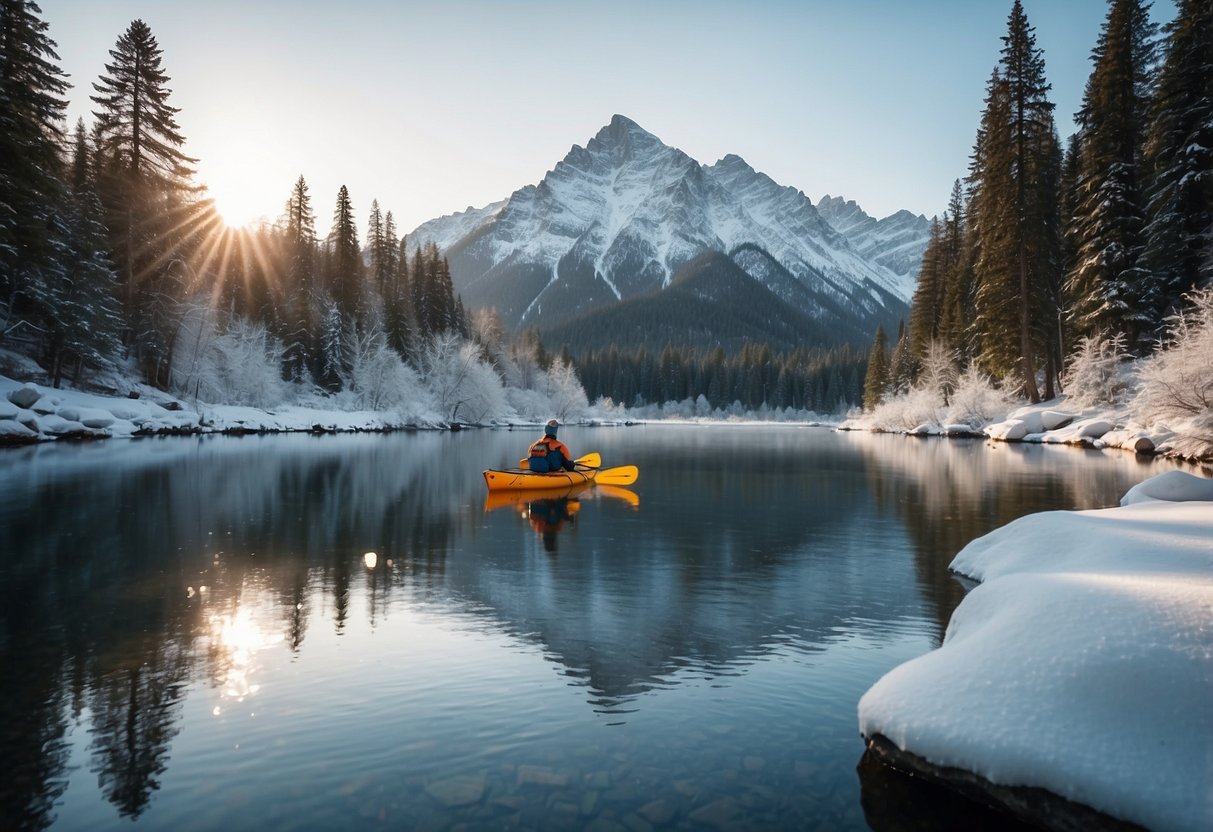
<box><xmin>2</xmin><ymin>0</ymin><xmax>1210</xmax><ymax>418</ymax></box>
<box><xmin>867</xmin><ymin>0</ymin><xmax>1212</xmax><ymax>410</ymax></box>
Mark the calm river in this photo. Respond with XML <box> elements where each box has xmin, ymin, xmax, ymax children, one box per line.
<box><xmin>0</xmin><ymin>425</ymin><xmax>1181</xmax><ymax>831</ymax></box>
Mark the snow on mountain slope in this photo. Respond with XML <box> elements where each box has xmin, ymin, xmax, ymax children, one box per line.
<box><xmin>406</xmin><ymin>115</ymin><xmax>918</xmax><ymax>333</ymax></box>
<box><xmin>404</xmin><ymin>199</ymin><xmax>508</xmax><ymax>253</ymax></box>
<box><xmin>816</xmin><ymin>194</ymin><xmax>930</xmax><ymax>287</ymax></box>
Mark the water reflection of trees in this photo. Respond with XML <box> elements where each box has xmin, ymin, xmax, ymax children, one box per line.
<box><xmin>841</xmin><ymin>433</ymin><xmax>1165</xmax><ymax>640</ymax></box>
<box><xmin>0</xmin><ymin>434</ymin><xmax>463</xmax><ymax>828</ymax></box>
<box><xmin>0</xmin><ymin>430</ymin><xmax>1180</xmax><ymax>828</ymax></box>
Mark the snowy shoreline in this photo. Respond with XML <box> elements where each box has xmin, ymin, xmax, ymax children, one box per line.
<box><xmin>858</xmin><ymin>470</ymin><xmax>1213</xmax><ymax>831</ymax></box>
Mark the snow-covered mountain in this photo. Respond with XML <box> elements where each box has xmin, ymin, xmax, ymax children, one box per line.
<box><xmin>407</xmin><ymin>115</ymin><xmax>922</xmax><ymax>338</ymax></box>
<box><xmin>815</xmin><ymin>194</ymin><xmax>931</xmax><ymax>281</ymax></box>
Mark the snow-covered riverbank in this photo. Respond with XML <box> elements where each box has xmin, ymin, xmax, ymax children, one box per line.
<box><xmin>859</xmin><ymin>470</ymin><xmax>1213</xmax><ymax>831</ymax></box>
<box><xmin>0</xmin><ymin>374</ymin><xmax>458</xmax><ymax>443</ymax></box>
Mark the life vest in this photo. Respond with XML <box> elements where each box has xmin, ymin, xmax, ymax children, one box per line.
<box><xmin>529</xmin><ymin>436</ymin><xmax>569</xmax><ymax>459</ymax></box>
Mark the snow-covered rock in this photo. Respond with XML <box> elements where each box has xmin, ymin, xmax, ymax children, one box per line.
<box><xmin>0</xmin><ymin>419</ymin><xmax>38</xmax><ymax>442</ymax></box>
<box><xmin>984</xmin><ymin>419</ymin><xmax>1029</xmax><ymax>441</ymax></box>
<box><xmin>57</xmin><ymin>406</ymin><xmax>116</xmax><ymax>429</ymax></box>
<box><xmin>1121</xmin><ymin>470</ymin><xmax>1213</xmax><ymax>506</ymax></box>
<box><xmin>8</xmin><ymin>383</ymin><xmax>42</xmax><ymax>409</ymax></box>
<box><xmin>859</xmin><ymin>472</ymin><xmax>1213</xmax><ymax>832</ymax></box>
<box><xmin>1039</xmin><ymin>410</ymin><xmax>1075</xmax><ymax>430</ymax></box>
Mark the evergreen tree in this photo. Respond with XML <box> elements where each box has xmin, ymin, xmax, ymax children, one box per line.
<box><xmin>43</xmin><ymin>187</ymin><xmax>123</xmax><ymax>386</ymax></box>
<box><xmin>325</xmin><ymin>184</ymin><xmax>360</xmax><ymax>325</ymax></box>
<box><xmin>1141</xmin><ymin>0</ymin><xmax>1213</xmax><ymax>323</ymax></box>
<box><xmin>0</xmin><ymin>0</ymin><xmax>70</xmax><ymax>337</ymax></box>
<box><xmin>862</xmin><ymin>324</ymin><xmax>890</xmax><ymax>410</ymax></box>
<box><xmin>970</xmin><ymin>2</ymin><xmax>1061</xmax><ymax>402</ymax></box>
<box><xmin>909</xmin><ymin>217</ymin><xmax>947</xmax><ymax>356</ymax></box>
<box><xmin>91</xmin><ymin>18</ymin><xmax>206</xmax><ymax>386</ymax></box>
<box><xmin>1065</xmin><ymin>0</ymin><xmax>1157</xmax><ymax>349</ymax></box>
<box><xmin>282</xmin><ymin>175</ymin><xmax>316</xmax><ymax>382</ymax></box>
<box><xmin>939</xmin><ymin>180</ymin><xmax>976</xmax><ymax>362</ymax></box>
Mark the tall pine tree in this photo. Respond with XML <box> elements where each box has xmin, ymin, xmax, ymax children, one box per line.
<box><xmin>1141</xmin><ymin>0</ymin><xmax>1213</xmax><ymax>322</ymax></box>
<box><xmin>970</xmin><ymin>2</ymin><xmax>1061</xmax><ymax>402</ymax></box>
<box><xmin>0</xmin><ymin>0</ymin><xmax>70</xmax><ymax>338</ymax></box>
<box><xmin>91</xmin><ymin>18</ymin><xmax>207</xmax><ymax>385</ymax></box>
<box><xmin>1065</xmin><ymin>0</ymin><xmax>1157</xmax><ymax>350</ymax></box>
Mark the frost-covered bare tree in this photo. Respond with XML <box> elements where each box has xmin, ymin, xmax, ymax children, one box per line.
<box><xmin>420</xmin><ymin>331</ymin><xmax>508</xmax><ymax>423</ymax></box>
<box><xmin>1063</xmin><ymin>333</ymin><xmax>1132</xmax><ymax>408</ymax></box>
<box><xmin>541</xmin><ymin>357</ymin><xmax>588</xmax><ymax>420</ymax></box>
<box><xmin>172</xmin><ymin>311</ymin><xmax>286</xmax><ymax>407</ymax></box>
<box><xmin>1135</xmin><ymin>289</ymin><xmax>1213</xmax><ymax>457</ymax></box>
<box><xmin>945</xmin><ymin>366</ymin><xmax>1011</xmax><ymax>428</ymax></box>
<box><xmin>347</xmin><ymin>329</ymin><xmax>427</xmax><ymax>413</ymax></box>
<box><xmin>917</xmin><ymin>340</ymin><xmax>959</xmax><ymax>406</ymax></box>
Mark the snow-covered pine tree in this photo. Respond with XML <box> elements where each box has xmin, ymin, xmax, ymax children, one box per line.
<box><xmin>1065</xmin><ymin>0</ymin><xmax>1157</xmax><ymax>351</ymax></box>
<box><xmin>1141</xmin><ymin>0</ymin><xmax>1213</xmax><ymax>326</ymax></box>
<box><xmin>0</xmin><ymin>0</ymin><xmax>70</xmax><ymax>342</ymax></box>
<box><xmin>42</xmin><ymin>186</ymin><xmax>123</xmax><ymax>387</ymax></box>
<box><xmin>324</xmin><ymin>185</ymin><xmax>361</xmax><ymax>327</ymax></box>
<box><xmin>282</xmin><ymin>175</ymin><xmax>316</xmax><ymax>382</ymax></box>
<box><xmin>90</xmin><ymin>18</ymin><xmax>204</xmax><ymax>386</ymax></box>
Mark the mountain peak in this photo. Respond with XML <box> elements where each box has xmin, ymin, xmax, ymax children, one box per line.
<box><xmin>589</xmin><ymin>113</ymin><xmax>659</xmax><ymax>149</ymax></box>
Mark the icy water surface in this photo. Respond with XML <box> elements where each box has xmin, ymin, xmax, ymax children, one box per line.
<box><xmin>0</xmin><ymin>425</ymin><xmax>1180</xmax><ymax>831</ymax></box>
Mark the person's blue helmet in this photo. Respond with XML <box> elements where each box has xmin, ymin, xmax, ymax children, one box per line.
<box><xmin>544</xmin><ymin>419</ymin><xmax>559</xmax><ymax>437</ymax></box>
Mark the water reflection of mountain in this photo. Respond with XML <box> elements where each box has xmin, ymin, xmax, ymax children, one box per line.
<box><xmin>453</xmin><ymin>435</ymin><xmax>927</xmax><ymax>709</ymax></box>
<box><xmin>0</xmin><ymin>428</ymin><xmax>1179</xmax><ymax>829</ymax></box>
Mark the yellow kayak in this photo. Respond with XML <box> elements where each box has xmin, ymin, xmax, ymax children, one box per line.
<box><xmin>482</xmin><ymin>467</ymin><xmax>597</xmax><ymax>492</ymax></box>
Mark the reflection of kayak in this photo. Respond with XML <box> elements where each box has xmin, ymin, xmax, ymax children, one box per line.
<box><xmin>483</xmin><ymin>482</ymin><xmax>593</xmax><ymax>511</ymax></box>
<box><xmin>482</xmin><ymin>467</ymin><xmax>596</xmax><ymax>492</ymax></box>
<box><xmin>483</xmin><ymin>481</ymin><xmax>640</xmax><ymax>512</ymax></box>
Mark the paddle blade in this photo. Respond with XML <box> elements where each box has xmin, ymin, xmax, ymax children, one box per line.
<box><xmin>594</xmin><ymin>465</ymin><xmax>638</xmax><ymax>486</ymax></box>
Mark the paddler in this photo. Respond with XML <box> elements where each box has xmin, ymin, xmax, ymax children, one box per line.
<box><xmin>527</xmin><ymin>419</ymin><xmax>576</xmax><ymax>473</ymax></box>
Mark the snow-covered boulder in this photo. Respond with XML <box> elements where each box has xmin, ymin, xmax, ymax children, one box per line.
<box><xmin>1006</xmin><ymin>405</ymin><xmax>1045</xmax><ymax>433</ymax></box>
<box><xmin>1039</xmin><ymin>410</ymin><xmax>1075</xmax><ymax>431</ymax></box>
<box><xmin>37</xmin><ymin>414</ymin><xmax>87</xmax><ymax>436</ymax></box>
<box><xmin>57</xmin><ymin>406</ymin><xmax>116</xmax><ymax>429</ymax></box>
<box><xmin>0</xmin><ymin>398</ymin><xmax>18</xmax><ymax>420</ymax></box>
<box><xmin>0</xmin><ymin>419</ymin><xmax>38</xmax><ymax>443</ymax></box>
<box><xmin>1121</xmin><ymin>470</ymin><xmax>1213</xmax><ymax>506</ymax></box>
<box><xmin>984</xmin><ymin>419</ymin><xmax>1028</xmax><ymax>441</ymax></box>
<box><xmin>860</xmin><ymin>473</ymin><xmax>1213</xmax><ymax>831</ymax></box>
<box><xmin>7</xmin><ymin>383</ymin><xmax>41</xmax><ymax>409</ymax></box>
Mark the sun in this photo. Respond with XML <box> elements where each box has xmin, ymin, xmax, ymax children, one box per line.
<box><xmin>206</xmin><ymin>179</ymin><xmax>273</xmax><ymax>229</ymax></box>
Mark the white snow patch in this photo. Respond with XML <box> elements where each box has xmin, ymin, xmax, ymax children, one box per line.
<box><xmin>859</xmin><ymin>472</ymin><xmax>1213</xmax><ymax>832</ymax></box>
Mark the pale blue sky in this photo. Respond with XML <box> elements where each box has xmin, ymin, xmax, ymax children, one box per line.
<box><xmin>44</xmin><ymin>0</ymin><xmax>1176</xmax><ymax>231</ymax></box>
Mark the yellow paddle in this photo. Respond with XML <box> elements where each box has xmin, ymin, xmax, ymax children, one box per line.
<box><xmin>518</xmin><ymin>452</ymin><xmax>601</xmax><ymax>470</ymax></box>
<box><xmin>592</xmin><ymin>465</ymin><xmax>638</xmax><ymax>486</ymax></box>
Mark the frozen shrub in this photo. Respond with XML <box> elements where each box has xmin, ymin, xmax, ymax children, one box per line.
<box><xmin>868</xmin><ymin>386</ymin><xmax>945</xmax><ymax>431</ymax></box>
<box><xmin>173</xmin><ymin>310</ymin><xmax>287</xmax><ymax>408</ymax></box>
<box><xmin>1063</xmin><ymin>333</ymin><xmax>1132</xmax><ymax>408</ymax></box>
<box><xmin>917</xmin><ymin>340</ymin><xmax>959</xmax><ymax>405</ymax></box>
<box><xmin>945</xmin><ymin>365</ymin><xmax>1011</xmax><ymax>428</ymax></box>
<box><xmin>348</xmin><ymin>331</ymin><xmax>427</xmax><ymax>413</ymax></box>
<box><xmin>1134</xmin><ymin>289</ymin><xmax>1213</xmax><ymax>458</ymax></box>
<box><xmin>420</xmin><ymin>331</ymin><xmax>510</xmax><ymax>423</ymax></box>
<box><xmin>538</xmin><ymin>357</ymin><xmax>589</xmax><ymax>420</ymax></box>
